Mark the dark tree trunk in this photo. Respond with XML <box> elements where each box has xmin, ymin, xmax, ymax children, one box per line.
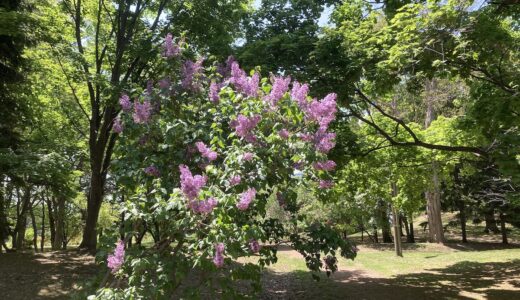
<box><xmin>14</xmin><ymin>186</ymin><xmax>31</xmax><ymax>249</ymax></box>
<box><xmin>500</xmin><ymin>212</ymin><xmax>508</xmax><ymax>244</ymax></box>
<box><xmin>40</xmin><ymin>200</ymin><xmax>45</xmax><ymax>252</ymax></box>
<box><xmin>46</xmin><ymin>197</ymin><xmax>55</xmax><ymax>246</ymax></box>
<box><xmin>379</xmin><ymin>202</ymin><xmax>393</xmax><ymax>243</ymax></box>
<box><xmin>373</xmin><ymin>225</ymin><xmax>379</xmax><ymax>243</ymax></box>
<box><xmin>459</xmin><ymin>202</ymin><xmax>468</xmax><ymax>243</ymax></box>
<box><xmin>426</xmin><ymin>161</ymin><xmax>444</xmax><ymax>243</ymax></box>
<box><xmin>408</xmin><ymin>215</ymin><xmax>415</xmax><ymax>243</ymax></box>
<box><xmin>30</xmin><ymin>202</ymin><xmax>38</xmax><ymax>251</ymax></box>
<box><xmin>484</xmin><ymin>209</ymin><xmax>500</xmax><ymax>234</ymax></box>
<box><xmin>79</xmin><ymin>169</ymin><xmax>105</xmax><ymax>252</ymax></box>
<box><xmin>53</xmin><ymin>196</ymin><xmax>65</xmax><ymax>250</ymax></box>
<box><xmin>402</xmin><ymin>215</ymin><xmax>413</xmax><ymax>243</ymax></box>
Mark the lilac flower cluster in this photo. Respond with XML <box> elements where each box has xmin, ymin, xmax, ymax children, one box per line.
<box><xmin>278</xmin><ymin>129</ymin><xmax>289</xmax><ymax>139</ymax></box>
<box><xmin>181</xmin><ymin>59</ymin><xmax>203</xmax><ymax>91</ymax></box>
<box><xmin>107</xmin><ymin>240</ymin><xmax>125</xmax><ymax>273</ymax></box>
<box><xmin>209</xmin><ymin>82</ymin><xmax>221</xmax><ymax>104</ymax></box>
<box><xmin>217</xmin><ymin>56</ymin><xmax>236</xmax><ymax>78</ymax></box>
<box><xmin>179</xmin><ymin>164</ymin><xmax>207</xmax><ymax>200</ymax></box>
<box><xmin>133</xmin><ymin>100</ymin><xmax>152</xmax><ymax>124</ymax></box>
<box><xmin>163</xmin><ymin>33</ymin><xmax>181</xmax><ymax>58</ymax></box>
<box><xmin>195</xmin><ymin>141</ymin><xmax>218</xmax><ymax>162</ymax></box>
<box><xmin>319</xmin><ymin>180</ymin><xmax>334</xmax><ymax>189</ymax></box>
<box><xmin>213</xmin><ymin>243</ymin><xmax>225</xmax><ymax>268</ymax></box>
<box><xmin>158</xmin><ymin>77</ymin><xmax>171</xmax><ymax>90</ymax></box>
<box><xmin>242</xmin><ymin>152</ymin><xmax>254</xmax><ymax>161</ymax></box>
<box><xmin>265</xmin><ymin>76</ymin><xmax>291</xmax><ymax>106</ymax></box>
<box><xmin>312</xmin><ymin>160</ymin><xmax>336</xmax><ymax>171</ymax></box>
<box><xmin>237</xmin><ymin>188</ymin><xmax>256</xmax><ymax>211</ymax></box>
<box><xmin>119</xmin><ymin>94</ymin><xmax>132</xmax><ymax>112</ymax></box>
<box><xmin>291</xmin><ymin>81</ymin><xmax>309</xmax><ymax>108</ymax></box>
<box><xmin>229</xmin><ymin>62</ymin><xmax>259</xmax><ymax>97</ymax></box>
<box><xmin>231</xmin><ymin>115</ymin><xmax>261</xmax><ymax>143</ymax></box>
<box><xmin>189</xmin><ymin>197</ymin><xmax>218</xmax><ymax>214</ymax></box>
<box><xmin>306</xmin><ymin>93</ymin><xmax>337</xmax><ymax>130</ymax></box>
<box><xmin>144</xmin><ymin>165</ymin><xmax>160</xmax><ymax>177</ymax></box>
<box><xmin>113</xmin><ymin>118</ymin><xmax>123</xmax><ymax>133</ymax></box>
<box><xmin>249</xmin><ymin>239</ymin><xmax>261</xmax><ymax>253</ymax></box>
<box><xmin>229</xmin><ymin>175</ymin><xmax>241</xmax><ymax>186</ymax></box>
<box><xmin>313</xmin><ymin>129</ymin><xmax>336</xmax><ymax>153</ymax></box>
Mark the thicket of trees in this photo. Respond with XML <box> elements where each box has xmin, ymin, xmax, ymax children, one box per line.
<box><xmin>1</xmin><ymin>0</ymin><xmax>519</xmax><ymax>295</ymax></box>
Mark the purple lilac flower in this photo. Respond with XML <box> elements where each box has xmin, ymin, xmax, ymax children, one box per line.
<box><xmin>213</xmin><ymin>243</ymin><xmax>225</xmax><ymax>268</ymax></box>
<box><xmin>278</xmin><ymin>129</ymin><xmax>289</xmax><ymax>139</ymax></box>
<box><xmin>107</xmin><ymin>240</ymin><xmax>125</xmax><ymax>273</ymax></box>
<box><xmin>144</xmin><ymin>165</ymin><xmax>160</xmax><ymax>177</ymax></box>
<box><xmin>217</xmin><ymin>56</ymin><xmax>236</xmax><ymax>78</ymax></box>
<box><xmin>229</xmin><ymin>62</ymin><xmax>259</xmax><ymax>97</ymax></box>
<box><xmin>181</xmin><ymin>59</ymin><xmax>203</xmax><ymax>91</ymax></box>
<box><xmin>237</xmin><ymin>188</ymin><xmax>256</xmax><ymax>211</ymax></box>
<box><xmin>113</xmin><ymin>118</ymin><xmax>123</xmax><ymax>133</ymax></box>
<box><xmin>319</xmin><ymin>180</ymin><xmax>334</xmax><ymax>189</ymax></box>
<box><xmin>313</xmin><ymin>129</ymin><xmax>336</xmax><ymax>153</ymax></box>
<box><xmin>209</xmin><ymin>82</ymin><xmax>220</xmax><ymax>104</ymax></box>
<box><xmin>293</xmin><ymin>161</ymin><xmax>304</xmax><ymax>170</ymax></box>
<box><xmin>119</xmin><ymin>94</ymin><xmax>132</xmax><ymax>112</ymax></box>
<box><xmin>232</xmin><ymin>114</ymin><xmax>261</xmax><ymax>143</ymax></box>
<box><xmin>265</xmin><ymin>76</ymin><xmax>291</xmax><ymax>106</ymax></box>
<box><xmin>189</xmin><ymin>197</ymin><xmax>218</xmax><ymax>214</ymax></box>
<box><xmin>242</xmin><ymin>152</ymin><xmax>254</xmax><ymax>161</ymax></box>
<box><xmin>159</xmin><ymin>77</ymin><xmax>171</xmax><ymax>90</ymax></box>
<box><xmin>249</xmin><ymin>239</ymin><xmax>261</xmax><ymax>253</ymax></box>
<box><xmin>291</xmin><ymin>81</ymin><xmax>309</xmax><ymax>109</ymax></box>
<box><xmin>305</xmin><ymin>93</ymin><xmax>337</xmax><ymax>130</ymax></box>
<box><xmin>179</xmin><ymin>164</ymin><xmax>207</xmax><ymax>200</ymax></box>
<box><xmin>133</xmin><ymin>100</ymin><xmax>152</xmax><ymax>124</ymax></box>
<box><xmin>163</xmin><ymin>33</ymin><xmax>180</xmax><ymax>57</ymax></box>
<box><xmin>229</xmin><ymin>175</ymin><xmax>241</xmax><ymax>186</ymax></box>
<box><xmin>298</xmin><ymin>133</ymin><xmax>313</xmax><ymax>142</ymax></box>
<box><xmin>195</xmin><ymin>141</ymin><xmax>218</xmax><ymax>162</ymax></box>
<box><xmin>312</xmin><ymin>160</ymin><xmax>336</xmax><ymax>171</ymax></box>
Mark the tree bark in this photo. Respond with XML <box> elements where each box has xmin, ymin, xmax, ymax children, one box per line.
<box><xmin>14</xmin><ymin>186</ymin><xmax>31</xmax><ymax>249</ymax></box>
<box><xmin>408</xmin><ymin>214</ymin><xmax>415</xmax><ymax>243</ymax></box>
<box><xmin>500</xmin><ymin>212</ymin><xmax>508</xmax><ymax>244</ymax></box>
<box><xmin>391</xmin><ymin>183</ymin><xmax>403</xmax><ymax>257</ymax></box>
<box><xmin>41</xmin><ymin>200</ymin><xmax>45</xmax><ymax>252</ymax></box>
<box><xmin>30</xmin><ymin>202</ymin><xmax>38</xmax><ymax>252</ymax></box>
<box><xmin>379</xmin><ymin>202</ymin><xmax>393</xmax><ymax>243</ymax></box>
<box><xmin>46</xmin><ymin>197</ymin><xmax>55</xmax><ymax>246</ymax></box>
<box><xmin>52</xmin><ymin>196</ymin><xmax>65</xmax><ymax>250</ymax></box>
<box><xmin>484</xmin><ymin>209</ymin><xmax>500</xmax><ymax>234</ymax></box>
<box><xmin>426</xmin><ymin>161</ymin><xmax>445</xmax><ymax>243</ymax></box>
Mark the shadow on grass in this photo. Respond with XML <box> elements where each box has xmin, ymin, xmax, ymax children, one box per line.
<box><xmin>442</xmin><ymin>241</ymin><xmax>520</xmax><ymax>252</ymax></box>
<box><xmin>0</xmin><ymin>250</ymin><xmax>97</xmax><ymax>300</ymax></box>
<box><xmin>261</xmin><ymin>260</ymin><xmax>520</xmax><ymax>300</ymax></box>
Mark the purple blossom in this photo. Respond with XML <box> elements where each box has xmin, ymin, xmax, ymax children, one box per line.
<box><xmin>229</xmin><ymin>62</ymin><xmax>259</xmax><ymax>97</ymax></box>
<box><xmin>249</xmin><ymin>239</ymin><xmax>261</xmax><ymax>253</ymax></box>
<box><xmin>144</xmin><ymin>165</ymin><xmax>160</xmax><ymax>177</ymax></box>
<box><xmin>209</xmin><ymin>82</ymin><xmax>220</xmax><ymax>104</ymax></box>
<box><xmin>107</xmin><ymin>240</ymin><xmax>125</xmax><ymax>273</ymax></box>
<box><xmin>265</xmin><ymin>76</ymin><xmax>291</xmax><ymax>106</ymax></box>
<box><xmin>133</xmin><ymin>100</ymin><xmax>152</xmax><ymax>124</ymax></box>
<box><xmin>305</xmin><ymin>93</ymin><xmax>337</xmax><ymax>130</ymax></box>
<box><xmin>113</xmin><ymin>118</ymin><xmax>123</xmax><ymax>133</ymax></box>
<box><xmin>293</xmin><ymin>161</ymin><xmax>304</xmax><ymax>170</ymax></box>
<box><xmin>189</xmin><ymin>197</ymin><xmax>218</xmax><ymax>214</ymax></box>
<box><xmin>119</xmin><ymin>94</ymin><xmax>132</xmax><ymax>112</ymax></box>
<box><xmin>278</xmin><ymin>129</ymin><xmax>290</xmax><ymax>139</ymax></box>
<box><xmin>237</xmin><ymin>188</ymin><xmax>256</xmax><ymax>211</ymax></box>
<box><xmin>229</xmin><ymin>175</ymin><xmax>241</xmax><ymax>186</ymax></box>
<box><xmin>213</xmin><ymin>243</ymin><xmax>225</xmax><ymax>268</ymax></box>
<box><xmin>313</xmin><ymin>129</ymin><xmax>336</xmax><ymax>153</ymax></box>
<box><xmin>195</xmin><ymin>141</ymin><xmax>218</xmax><ymax>162</ymax></box>
<box><xmin>217</xmin><ymin>56</ymin><xmax>236</xmax><ymax>78</ymax></box>
<box><xmin>291</xmin><ymin>81</ymin><xmax>309</xmax><ymax>108</ymax></box>
<box><xmin>298</xmin><ymin>133</ymin><xmax>314</xmax><ymax>142</ymax></box>
<box><xmin>242</xmin><ymin>152</ymin><xmax>254</xmax><ymax>161</ymax></box>
<box><xmin>159</xmin><ymin>77</ymin><xmax>171</xmax><ymax>90</ymax></box>
<box><xmin>319</xmin><ymin>180</ymin><xmax>334</xmax><ymax>189</ymax></box>
<box><xmin>312</xmin><ymin>160</ymin><xmax>336</xmax><ymax>171</ymax></box>
<box><xmin>181</xmin><ymin>59</ymin><xmax>203</xmax><ymax>91</ymax></box>
<box><xmin>231</xmin><ymin>114</ymin><xmax>261</xmax><ymax>143</ymax></box>
<box><xmin>163</xmin><ymin>33</ymin><xmax>180</xmax><ymax>57</ymax></box>
<box><xmin>179</xmin><ymin>164</ymin><xmax>207</xmax><ymax>200</ymax></box>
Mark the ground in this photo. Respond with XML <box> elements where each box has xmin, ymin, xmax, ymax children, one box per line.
<box><xmin>1</xmin><ymin>216</ymin><xmax>519</xmax><ymax>299</ymax></box>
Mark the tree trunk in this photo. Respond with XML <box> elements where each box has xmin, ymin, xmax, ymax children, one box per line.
<box><xmin>391</xmin><ymin>183</ymin><xmax>403</xmax><ymax>256</ymax></box>
<box><xmin>426</xmin><ymin>161</ymin><xmax>444</xmax><ymax>243</ymax></box>
<box><xmin>458</xmin><ymin>202</ymin><xmax>468</xmax><ymax>243</ymax></box>
<box><xmin>500</xmin><ymin>212</ymin><xmax>508</xmax><ymax>244</ymax></box>
<box><xmin>14</xmin><ymin>186</ymin><xmax>31</xmax><ymax>249</ymax></box>
<box><xmin>30</xmin><ymin>202</ymin><xmax>38</xmax><ymax>252</ymax></box>
<box><xmin>53</xmin><ymin>196</ymin><xmax>65</xmax><ymax>250</ymax></box>
<box><xmin>408</xmin><ymin>214</ymin><xmax>415</xmax><ymax>243</ymax></box>
<box><xmin>46</xmin><ymin>197</ymin><xmax>55</xmax><ymax>246</ymax></box>
<box><xmin>379</xmin><ymin>202</ymin><xmax>393</xmax><ymax>243</ymax></box>
<box><xmin>484</xmin><ymin>209</ymin><xmax>500</xmax><ymax>234</ymax></box>
<box><xmin>79</xmin><ymin>170</ymin><xmax>105</xmax><ymax>252</ymax></box>
<box><xmin>41</xmin><ymin>200</ymin><xmax>45</xmax><ymax>252</ymax></box>
<box><xmin>373</xmin><ymin>225</ymin><xmax>379</xmax><ymax>243</ymax></box>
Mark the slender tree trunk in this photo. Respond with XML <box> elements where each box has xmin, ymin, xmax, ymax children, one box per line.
<box><xmin>373</xmin><ymin>225</ymin><xmax>379</xmax><ymax>243</ymax></box>
<box><xmin>30</xmin><ymin>202</ymin><xmax>38</xmax><ymax>252</ymax></box>
<box><xmin>500</xmin><ymin>212</ymin><xmax>508</xmax><ymax>244</ymax></box>
<box><xmin>403</xmin><ymin>215</ymin><xmax>413</xmax><ymax>243</ymax></box>
<box><xmin>391</xmin><ymin>183</ymin><xmax>403</xmax><ymax>256</ymax></box>
<box><xmin>458</xmin><ymin>202</ymin><xmax>468</xmax><ymax>243</ymax></box>
<box><xmin>46</xmin><ymin>197</ymin><xmax>55</xmax><ymax>246</ymax></box>
<box><xmin>426</xmin><ymin>161</ymin><xmax>444</xmax><ymax>243</ymax></box>
<box><xmin>0</xmin><ymin>181</ymin><xmax>7</xmax><ymax>253</ymax></box>
<box><xmin>379</xmin><ymin>202</ymin><xmax>393</xmax><ymax>243</ymax></box>
<box><xmin>484</xmin><ymin>209</ymin><xmax>499</xmax><ymax>234</ymax></box>
<box><xmin>408</xmin><ymin>214</ymin><xmax>415</xmax><ymax>243</ymax></box>
<box><xmin>41</xmin><ymin>200</ymin><xmax>45</xmax><ymax>252</ymax></box>
<box><xmin>80</xmin><ymin>169</ymin><xmax>105</xmax><ymax>252</ymax></box>
<box><xmin>53</xmin><ymin>196</ymin><xmax>65</xmax><ymax>250</ymax></box>
<box><xmin>14</xmin><ymin>186</ymin><xmax>31</xmax><ymax>249</ymax></box>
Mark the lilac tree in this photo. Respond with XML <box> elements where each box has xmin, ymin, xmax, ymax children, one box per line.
<box><xmin>92</xmin><ymin>35</ymin><xmax>355</xmax><ymax>299</ymax></box>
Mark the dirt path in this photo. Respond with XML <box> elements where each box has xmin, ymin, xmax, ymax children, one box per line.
<box><xmin>0</xmin><ymin>251</ymin><xmax>97</xmax><ymax>299</ymax></box>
